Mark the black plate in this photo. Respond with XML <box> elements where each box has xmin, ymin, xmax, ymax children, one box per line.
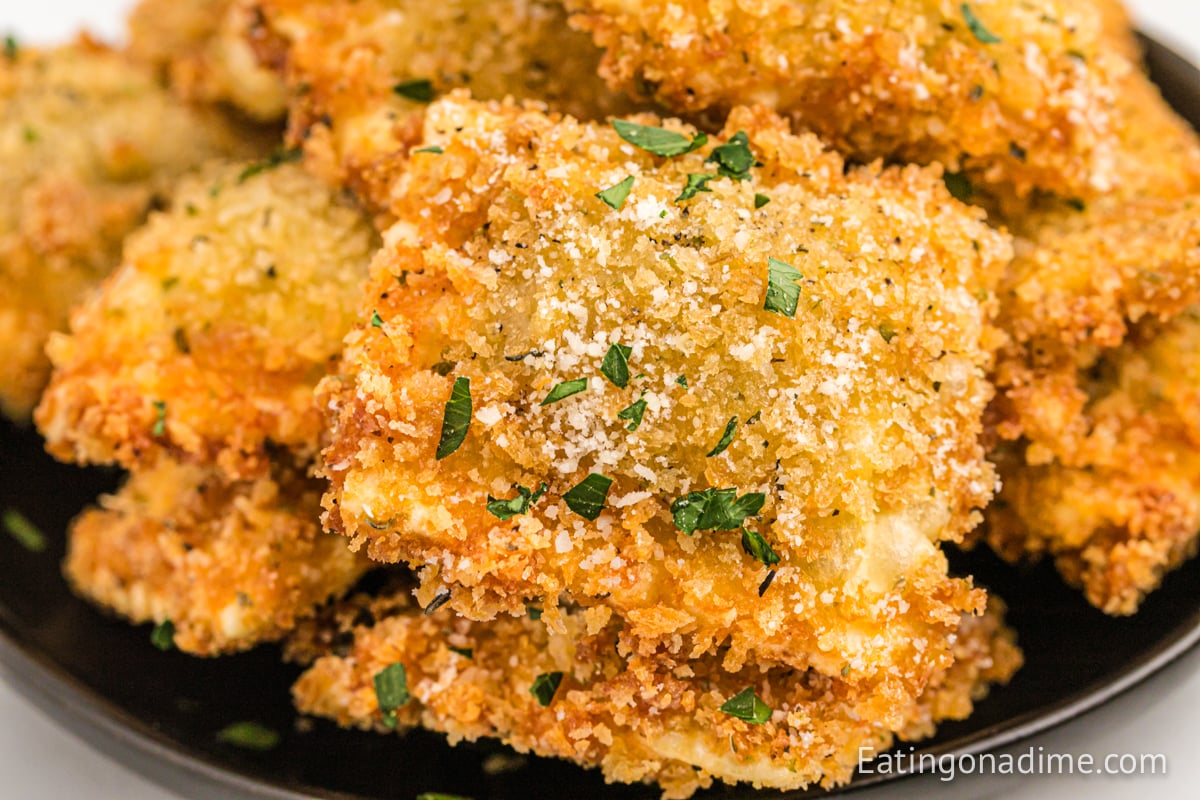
<box><xmin>4</xmin><ymin>35</ymin><xmax>1200</xmax><ymax>800</ymax></box>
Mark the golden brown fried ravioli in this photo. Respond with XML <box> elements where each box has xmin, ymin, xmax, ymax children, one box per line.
<box><xmin>66</xmin><ymin>457</ymin><xmax>369</xmax><ymax>655</ymax></box>
<box><xmin>289</xmin><ymin>583</ymin><xmax>1019</xmax><ymax>797</ymax></box>
<box><xmin>0</xmin><ymin>39</ymin><xmax>262</xmax><ymax>421</ymax></box>
<box><xmin>36</xmin><ymin>160</ymin><xmax>377</xmax><ymax>480</ymax></box>
<box><xmin>128</xmin><ymin>0</ymin><xmax>288</xmax><ymax>120</ymax></box>
<box><xmin>320</xmin><ymin>94</ymin><xmax>1012</xmax><ymax>719</ymax></box>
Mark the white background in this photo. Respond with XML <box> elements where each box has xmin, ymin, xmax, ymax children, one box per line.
<box><xmin>2</xmin><ymin>1</ymin><xmax>1198</xmax><ymax>798</ymax></box>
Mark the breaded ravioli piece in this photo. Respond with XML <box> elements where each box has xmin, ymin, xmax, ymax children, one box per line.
<box><xmin>37</xmin><ymin>160</ymin><xmax>377</xmax><ymax>480</ymax></box>
<box><xmin>287</xmin><ymin>583</ymin><xmax>1020</xmax><ymax>797</ymax></box>
<box><xmin>321</xmin><ymin>95</ymin><xmax>1012</xmax><ymax>717</ymax></box>
<box><xmin>252</xmin><ymin>0</ymin><xmax>634</xmax><ymax>210</ymax></box>
<box><xmin>66</xmin><ymin>458</ymin><xmax>370</xmax><ymax>655</ymax></box>
<box><xmin>987</xmin><ymin>311</ymin><xmax>1200</xmax><ymax>614</ymax></box>
<box><xmin>128</xmin><ymin>0</ymin><xmax>288</xmax><ymax>120</ymax></box>
<box><xmin>564</xmin><ymin>0</ymin><xmax>1156</xmax><ymax>203</ymax></box>
<box><xmin>0</xmin><ymin>39</ymin><xmax>263</xmax><ymax>421</ymax></box>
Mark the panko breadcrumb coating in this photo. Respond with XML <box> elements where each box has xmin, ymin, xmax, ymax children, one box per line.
<box><xmin>128</xmin><ymin>0</ymin><xmax>288</xmax><ymax>120</ymax></box>
<box><xmin>987</xmin><ymin>310</ymin><xmax>1200</xmax><ymax>614</ymax></box>
<box><xmin>66</xmin><ymin>458</ymin><xmax>370</xmax><ymax>655</ymax></box>
<box><xmin>0</xmin><ymin>38</ymin><xmax>265</xmax><ymax>421</ymax></box>
<box><xmin>252</xmin><ymin>0</ymin><xmax>635</xmax><ymax>209</ymax></box>
<box><xmin>36</xmin><ymin>160</ymin><xmax>377</xmax><ymax>480</ymax></box>
<box><xmin>564</xmin><ymin>0</ymin><xmax>1155</xmax><ymax>203</ymax></box>
<box><xmin>321</xmin><ymin>94</ymin><xmax>1012</xmax><ymax>720</ymax></box>
<box><xmin>287</xmin><ymin>583</ymin><xmax>1020</xmax><ymax>797</ymax></box>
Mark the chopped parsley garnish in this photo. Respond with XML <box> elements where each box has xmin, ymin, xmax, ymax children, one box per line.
<box><xmin>236</xmin><ymin>147</ymin><xmax>302</xmax><ymax>184</ymax></box>
<box><xmin>600</xmin><ymin>343</ymin><xmax>632</xmax><ymax>388</ymax></box>
<box><xmin>961</xmin><ymin>4</ymin><xmax>1002</xmax><ymax>44</ymax></box>
<box><xmin>617</xmin><ymin>397</ymin><xmax>648</xmax><ymax>431</ymax></box>
<box><xmin>878</xmin><ymin>322</ymin><xmax>898</xmax><ymax>343</ymax></box>
<box><xmin>486</xmin><ymin>483</ymin><xmax>547</xmax><ymax>521</ymax></box>
<box><xmin>675</xmin><ymin>375</ymin><xmax>688</xmax><ymax>389</ymax></box>
<box><xmin>394</xmin><ymin>78</ymin><xmax>436</xmax><ymax>103</ymax></box>
<box><xmin>707</xmin><ymin>131</ymin><xmax>754</xmax><ymax>180</ymax></box>
<box><xmin>414</xmin><ymin>145</ymin><xmax>444</xmax><ymax>154</ymax></box>
<box><xmin>754</xmin><ymin>193</ymin><xmax>771</xmax><ymax>209</ymax></box>
<box><xmin>526</xmin><ymin>605</ymin><xmax>543</xmax><ymax>620</ymax></box>
<box><xmin>944</xmin><ymin>171</ymin><xmax>974</xmax><ymax>202</ymax></box>
<box><xmin>764</xmin><ymin>257</ymin><xmax>803</xmax><ymax>318</ymax></box>
<box><xmin>216</xmin><ymin>721</ymin><xmax>280</xmax><ymax>750</ymax></box>
<box><xmin>374</xmin><ymin>662</ymin><xmax>411</xmax><ymax>728</ymax></box>
<box><xmin>22</xmin><ymin>126</ymin><xmax>37</xmax><ymax>144</ymax></box>
<box><xmin>529</xmin><ymin>672</ymin><xmax>563</xmax><ymax>707</ymax></box>
<box><xmin>671</xmin><ymin>488</ymin><xmax>765</xmax><ymax>535</ymax></box>
<box><xmin>676</xmin><ymin>173</ymin><xmax>716</xmax><ymax>202</ymax></box>
<box><xmin>435</xmin><ymin>377</ymin><xmax>472</xmax><ymax>460</ymax></box>
<box><xmin>596</xmin><ymin>175</ymin><xmax>635</xmax><ymax>210</ymax></box>
<box><xmin>151</xmin><ymin>620</ymin><xmax>175</xmax><ymax>651</ymax></box>
<box><xmin>563</xmin><ymin>474</ymin><xmax>613</xmax><ymax>520</ymax></box>
<box><xmin>741</xmin><ymin>530</ymin><xmax>781</xmax><ymax>567</ymax></box>
<box><xmin>152</xmin><ymin>401</ymin><xmax>167</xmax><ymax>437</ymax></box>
<box><xmin>541</xmin><ymin>378</ymin><xmax>588</xmax><ymax>405</ymax></box>
<box><xmin>3</xmin><ymin>509</ymin><xmax>45</xmax><ymax>553</ymax></box>
<box><xmin>431</xmin><ymin>361</ymin><xmax>456</xmax><ymax>376</ymax></box>
<box><xmin>448</xmin><ymin>646</ymin><xmax>473</xmax><ymax>659</ymax></box>
<box><xmin>612</xmin><ymin>120</ymin><xmax>707</xmax><ymax>158</ymax></box>
<box><xmin>757</xmin><ymin>569</ymin><xmax>777</xmax><ymax>597</ymax></box>
<box><xmin>841</xmin><ymin>663</ymin><xmax>852</xmax><ymax>676</ymax></box>
<box><xmin>3</xmin><ymin>35</ymin><xmax>17</xmax><ymax>61</ymax></box>
<box><xmin>706</xmin><ymin>416</ymin><xmax>739</xmax><ymax>458</ymax></box>
<box><xmin>719</xmin><ymin>687</ymin><xmax>772</xmax><ymax>725</ymax></box>
<box><xmin>370</xmin><ymin>310</ymin><xmax>384</xmax><ymax>328</ymax></box>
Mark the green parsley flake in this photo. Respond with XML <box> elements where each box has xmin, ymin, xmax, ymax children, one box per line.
<box><xmin>706</xmin><ymin>416</ymin><xmax>739</xmax><ymax>458</ymax></box>
<box><xmin>23</xmin><ymin>126</ymin><xmax>37</xmax><ymax>144</ymax></box>
<box><xmin>151</xmin><ymin>620</ymin><xmax>175</xmax><ymax>651</ymax></box>
<box><xmin>671</xmin><ymin>488</ymin><xmax>765</xmax><ymax>535</ymax></box>
<box><xmin>719</xmin><ymin>687</ymin><xmax>772</xmax><ymax>725</ymax></box>
<box><xmin>529</xmin><ymin>671</ymin><xmax>564</xmax><ymax>707</ymax></box>
<box><xmin>944</xmin><ymin>171</ymin><xmax>974</xmax><ymax>202</ymax></box>
<box><xmin>486</xmin><ymin>483</ymin><xmax>547</xmax><ymax>521</ymax></box>
<box><xmin>596</xmin><ymin>175</ymin><xmax>635</xmax><ymax>210</ymax></box>
<box><xmin>600</xmin><ymin>343</ymin><xmax>632</xmax><ymax>388</ymax></box>
<box><xmin>526</xmin><ymin>605</ymin><xmax>543</xmax><ymax>620</ymax></box>
<box><xmin>152</xmin><ymin>400</ymin><xmax>167</xmax><ymax>437</ymax></box>
<box><xmin>741</xmin><ymin>530</ymin><xmax>781</xmax><ymax>567</ymax></box>
<box><xmin>216</xmin><ymin>721</ymin><xmax>280</xmax><ymax>750</ymax></box>
<box><xmin>2</xmin><ymin>509</ymin><xmax>45</xmax><ymax>553</ymax></box>
<box><xmin>3</xmin><ymin>35</ymin><xmax>17</xmax><ymax>62</ymax></box>
<box><xmin>676</xmin><ymin>173</ymin><xmax>716</xmax><ymax>202</ymax></box>
<box><xmin>236</xmin><ymin>147</ymin><xmax>302</xmax><ymax>184</ymax></box>
<box><xmin>370</xmin><ymin>310</ymin><xmax>384</xmax><ymax>328</ymax></box>
<box><xmin>675</xmin><ymin>375</ymin><xmax>688</xmax><ymax>389</ymax></box>
<box><xmin>413</xmin><ymin>145</ymin><xmax>444</xmax><ymax>154</ymax></box>
<box><xmin>617</xmin><ymin>397</ymin><xmax>648</xmax><ymax>431</ymax></box>
<box><xmin>612</xmin><ymin>120</ymin><xmax>708</xmax><ymax>158</ymax></box>
<box><xmin>394</xmin><ymin>78</ymin><xmax>436</xmax><ymax>103</ymax></box>
<box><xmin>754</xmin><ymin>193</ymin><xmax>771</xmax><ymax>209</ymax></box>
<box><xmin>541</xmin><ymin>378</ymin><xmax>588</xmax><ymax>405</ymax></box>
<box><xmin>374</xmin><ymin>662</ymin><xmax>411</xmax><ymax>728</ymax></box>
<box><xmin>431</xmin><ymin>361</ymin><xmax>456</xmax><ymax>376</ymax></box>
<box><xmin>878</xmin><ymin>322</ymin><xmax>898</xmax><ymax>343</ymax></box>
<box><xmin>448</xmin><ymin>646</ymin><xmax>473</xmax><ymax>659</ymax></box>
<box><xmin>961</xmin><ymin>3</ymin><xmax>1002</xmax><ymax>44</ymax></box>
<box><xmin>435</xmin><ymin>376</ymin><xmax>472</xmax><ymax>460</ymax></box>
<box><xmin>707</xmin><ymin>131</ymin><xmax>754</xmax><ymax>180</ymax></box>
<box><xmin>563</xmin><ymin>473</ymin><xmax>613</xmax><ymax>520</ymax></box>
<box><xmin>764</xmin><ymin>257</ymin><xmax>803</xmax><ymax>318</ymax></box>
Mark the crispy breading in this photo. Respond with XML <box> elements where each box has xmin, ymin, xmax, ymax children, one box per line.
<box><xmin>66</xmin><ymin>457</ymin><xmax>370</xmax><ymax>655</ymax></box>
<box><xmin>251</xmin><ymin>0</ymin><xmax>635</xmax><ymax>210</ymax></box>
<box><xmin>288</xmin><ymin>583</ymin><xmax>1020</xmax><ymax>797</ymax></box>
<box><xmin>0</xmin><ymin>39</ymin><xmax>264</xmax><ymax>421</ymax></box>
<box><xmin>986</xmin><ymin>310</ymin><xmax>1200</xmax><ymax>614</ymax></box>
<box><xmin>127</xmin><ymin>0</ymin><xmax>288</xmax><ymax>120</ymax></box>
<box><xmin>36</xmin><ymin>161</ymin><xmax>377</xmax><ymax>480</ymax></box>
<box><xmin>320</xmin><ymin>94</ymin><xmax>1012</xmax><ymax>719</ymax></box>
<box><xmin>564</xmin><ymin>0</ymin><xmax>1153</xmax><ymax>203</ymax></box>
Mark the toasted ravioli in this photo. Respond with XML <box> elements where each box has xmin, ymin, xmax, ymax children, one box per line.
<box><xmin>565</xmin><ymin>0</ymin><xmax>1164</xmax><ymax>204</ymax></box>
<box><xmin>66</xmin><ymin>458</ymin><xmax>370</xmax><ymax>655</ymax></box>
<box><xmin>128</xmin><ymin>0</ymin><xmax>288</xmax><ymax>120</ymax></box>
<box><xmin>253</xmin><ymin>0</ymin><xmax>635</xmax><ymax>209</ymax></box>
<box><xmin>320</xmin><ymin>95</ymin><xmax>1012</xmax><ymax>718</ymax></box>
<box><xmin>0</xmin><ymin>39</ymin><xmax>263</xmax><ymax>420</ymax></box>
<box><xmin>288</xmin><ymin>583</ymin><xmax>1019</xmax><ymax>797</ymax></box>
<box><xmin>37</xmin><ymin>160</ymin><xmax>377</xmax><ymax>480</ymax></box>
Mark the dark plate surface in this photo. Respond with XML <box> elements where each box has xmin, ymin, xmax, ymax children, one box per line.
<box><xmin>4</xmin><ymin>35</ymin><xmax>1200</xmax><ymax>800</ymax></box>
